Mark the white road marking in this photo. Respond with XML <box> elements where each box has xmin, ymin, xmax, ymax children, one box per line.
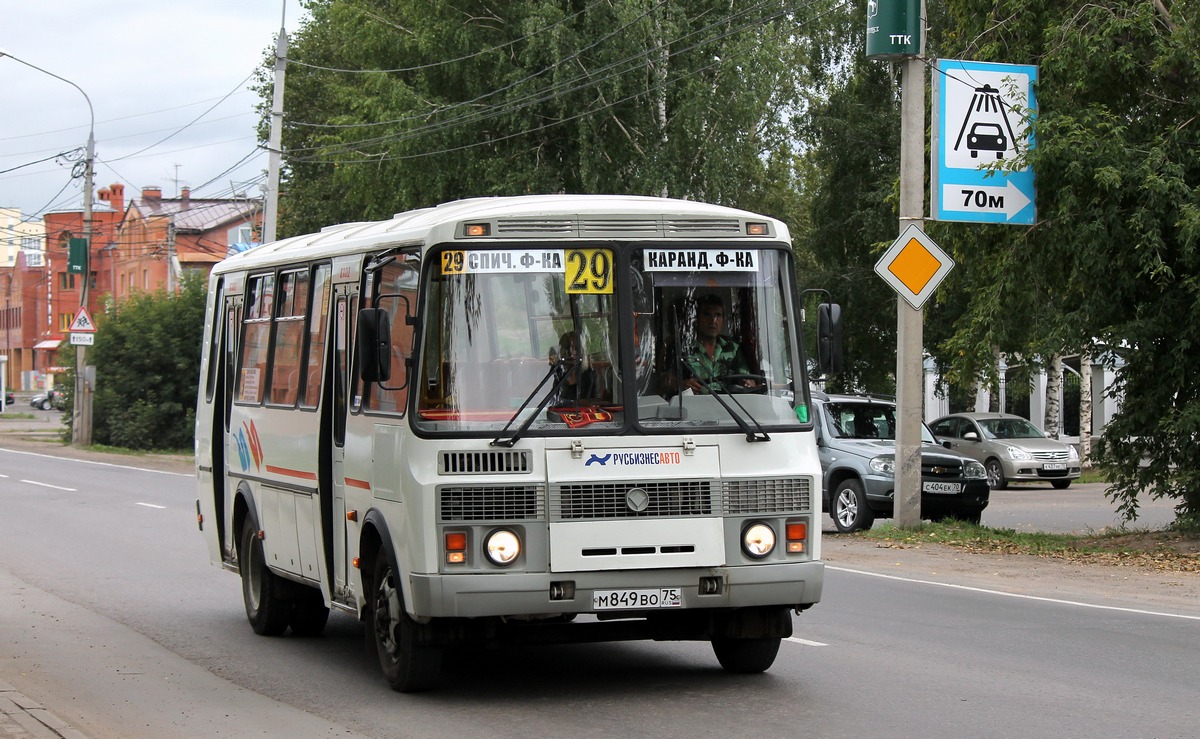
<box><xmin>0</xmin><ymin>447</ymin><xmax>191</xmax><ymax>477</ymax></box>
<box><xmin>785</xmin><ymin>636</ymin><xmax>828</xmax><ymax>647</ymax></box>
<box><xmin>20</xmin><ymin>479</ymin><xmax>77</xmax><ymax>491</ymax></box>
<box><xmin>136</xmin><ymin>502</ymin><xmax>167</xmax><ymax>509</ymax></box>
<box><xmin>829</xmin><ymin>565</ymin><xmax>1200</xmax><ymax>621</ymax></box>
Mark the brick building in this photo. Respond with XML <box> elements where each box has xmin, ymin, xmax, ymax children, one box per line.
<box><xmin>7</xmin><ymin>183</ymin><xmax>261</xmax><ymax>392</ymax></box>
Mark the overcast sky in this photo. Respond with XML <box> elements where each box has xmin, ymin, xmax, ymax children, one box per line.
<box><xmin>1</xmin><ymin>0</ymin><xmax>306</xmax><ymax>220</ymax></box>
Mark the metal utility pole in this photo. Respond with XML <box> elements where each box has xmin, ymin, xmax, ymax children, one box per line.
<box><xmin>263</xmin><ymin>5</ymin><xmax>288</xmax><ymax>244</ymax></box>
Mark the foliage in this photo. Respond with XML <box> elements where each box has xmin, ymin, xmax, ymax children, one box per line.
<box><xmin>926</xmin><ymin>0</ymin><xmax>1200</xmax><ymax>523</ymax></box>
<box><xmin>269</xmin><ymin>0</ymin><xmax>812</xmax><ymax>234</ymax></box>
<box><xmin>87</xmin><ymin>276</ymin><xmax>207</xmax><ymax>451</ymax></box>
<box><xmin>793</xmin><ymin>42</ymin><xmax>902</xmax><ymax>392</ymax></box>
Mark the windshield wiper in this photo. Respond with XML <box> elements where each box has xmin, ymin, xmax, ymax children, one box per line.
<box><xmin>490</xmin><ymin>358</ymin><xmax>578</xmax><ymax>448</ymax></box>
<box><xmin>695</xmin><ymin>369</ymin><xmax>771</xmax><ymax>443</ymax></box>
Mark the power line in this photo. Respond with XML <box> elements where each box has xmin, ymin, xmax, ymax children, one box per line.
<box><xmin>288</xmin><ymin>0</ymin><xmax>602</xmax><ymax>75</ymax></box>
<box><xmin>106</xmin><ymin>71</ymin><xmax>258</xmax><ymax>163</ymax></box>
<box><xmin>288</xmin><ymin>1</ymin><xmax>807</xmax><ymax>165</ymax></box>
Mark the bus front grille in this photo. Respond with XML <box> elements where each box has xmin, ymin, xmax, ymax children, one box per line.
<box><xmin>439</xmin><ymin>449</ymin><xmax>532</xmax><ymax>474</ymax></box>
<box><xmin>552</xmin><ymin>480</ymin><xmax>714</xmax><ymax>520</ymax></box>
<box><xmin>664</xmin><ymin>218</ymin><xmax>742</xmax><ymax>234</ymax></box>
<box><xmin>438</xmin><ymin>484</ymin><xmax>545</xmax><ymax>522</ymax></box>
<box><xmin>722</xmin><ymin>477</ymin><xmax>812</xmax><ymax>514</ymax></box>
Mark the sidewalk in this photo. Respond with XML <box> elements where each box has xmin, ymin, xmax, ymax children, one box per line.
<box><xmin>0</xmin><ymin>681</ymin><xmax>86</xmax><ymax>739</ymax></box>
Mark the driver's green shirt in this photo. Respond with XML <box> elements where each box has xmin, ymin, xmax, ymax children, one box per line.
<box><xmin>685</xmin><ymin>335</ymin><xmax>750</xmax><ymax>392</ymax></box>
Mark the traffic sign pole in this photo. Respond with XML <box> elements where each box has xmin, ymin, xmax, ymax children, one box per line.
<box><xmin>895</xmin><ymin>39</ymin><xmax>926</xmax><ymax>529</ymax></box>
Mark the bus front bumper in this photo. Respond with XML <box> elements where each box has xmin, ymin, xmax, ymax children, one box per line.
<box><xmin>407</xmin><ymin>560</ymin><xmax>823</xmax><ymax>619</ymax></box>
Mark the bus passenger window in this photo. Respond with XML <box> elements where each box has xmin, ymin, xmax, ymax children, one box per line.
<box><xmin>301</xmin><ymin>264</ymin><xmax>332</xmax><ymax>408</ymax></box>
<box><xmin>237</xmin><ymin>273</ymin><xmax>274</xmax><ymax>404</ymax></box>
<box><xmin>268</xmin><ymin>269</ymin><xmax>308</xmax><ymax>406</ymax></box>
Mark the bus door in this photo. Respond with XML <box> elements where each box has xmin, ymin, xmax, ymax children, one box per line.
<box><xmin>330</xmin><ymin>286</ymin><xmax>357</xmax><ymax>600</ymax></box>
<box><xmin>198</xmin><ymin>277</ymin><xmax>240</xmax><ymax>565</ymax></box>
<box><xmin>217</xmin><ymin>289</ymin><xmax>242</xmax><ymax>562</ymax></box>
<box><xmin>341</xmin><ymin>253</ymin><xmax>419</xmax><ymax>600</ymax></box>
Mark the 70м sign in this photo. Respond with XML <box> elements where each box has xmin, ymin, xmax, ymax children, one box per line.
<box><xmin>943</xmin><ymin>181</ymin><xmax>1032</xmax><ymax>221</ymax></box>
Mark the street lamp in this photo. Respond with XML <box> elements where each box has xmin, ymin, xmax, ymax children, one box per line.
<box><xmin>0</xmin><ymin>49</ymin><xmax>95</xmax><ymax>445</ymax></box>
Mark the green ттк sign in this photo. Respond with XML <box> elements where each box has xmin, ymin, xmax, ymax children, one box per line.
<box><xmin>866</xmin><ymin>0</ymin><xmax>921</xmax><ymax>59</ymax></box>
<box><xmin>68</xmin><ymin>237</ymin><xmax>88</xmax><ymax>274</ymax></box>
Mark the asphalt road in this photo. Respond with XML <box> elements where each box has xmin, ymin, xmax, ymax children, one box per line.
<box><xmin>1</xmin><ymin>445</ymin><xmax>1196</xmax><ymax>738</ymax></box>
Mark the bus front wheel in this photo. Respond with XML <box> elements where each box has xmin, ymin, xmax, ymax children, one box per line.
<box><xmin>370</xmin><ymin>553</ymin><xmax>442</xmax><ymax>692</ymax></box>
<box><xmin>239</xmin><ymin>515</ymin><xmax>292</xmax><ymax>636</ymax></box>
<box><xmin>712</xmin><ymin>636</ymin><xmax>782</xmax><ymax>673</ymax></box>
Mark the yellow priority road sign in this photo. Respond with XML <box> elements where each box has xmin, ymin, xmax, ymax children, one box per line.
<box><xmin>874</xmin><ymin>225</ymin><xmax>954</xmax><ymax>310</ymax></box>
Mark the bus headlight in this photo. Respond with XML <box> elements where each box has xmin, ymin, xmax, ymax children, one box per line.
<box><xmin>484</xmin><ymin>529</ymin><xmax>521</xmax><ymax>566</ymax></box>
<box><xmin>742</xmin><ymin>522</ymin><xmax>776</xmax><ymax>559</ymax></box>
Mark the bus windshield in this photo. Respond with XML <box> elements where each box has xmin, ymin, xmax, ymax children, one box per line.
<box><xmin>414</xmin><ymin>244</ymin><xmax>803</xmax><ymax>435</ymax></box>
<box><xmin>416</xmin><ymin>246</ymin><xmax>623</xmax><ymax>433</ymax></box>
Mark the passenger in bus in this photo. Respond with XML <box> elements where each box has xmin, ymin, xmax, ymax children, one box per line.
<box><xmin>664</xmin><ymin>293</ymin><xmax>756</xmax><ymax>395</ymax></box>
<box><xmin>548</xmin><ymin>330</ymin><xmax>601</xmax><ymax>407</ymax></box>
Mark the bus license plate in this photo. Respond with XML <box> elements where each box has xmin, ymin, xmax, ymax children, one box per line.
<box><xmin>593</xmin><ymin>588</ymin><xmax>683</xmax><ymax>611</ymax></box>
<box><xmin>1043</xmin><ymin>462</ymin><xmax>1066</xmax><ymax>471</ymax></box>
<box><xmin>922</xmin><ymin>481</ymin><xmax>961</xmax><ymax>494</ymax></box>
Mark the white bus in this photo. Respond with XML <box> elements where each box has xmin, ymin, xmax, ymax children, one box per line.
<box><xmin>195</xmin><ymin>194</ymin><xmax>838</xmax><ymax>691</ymax></box>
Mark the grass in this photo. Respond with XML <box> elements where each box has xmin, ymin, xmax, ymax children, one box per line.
<box><xmin>1076</xmin><ymin>466</ymin><xmax>1111</xmax><ymax>484</ymax></box>
<box><xmin>859</xmin><ymin>518</ymin><xmax>1200</xmax><ymax>572</ymax></box>
<box><xmin>86</xmin><ymin>443</ymin><xmax>193</xmax><ymax>458</ymax></box>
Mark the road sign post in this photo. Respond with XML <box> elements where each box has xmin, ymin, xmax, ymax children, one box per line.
<box><xmin>931</xmin><ymin>59</ymin><xmax>1038</xmax><ymax>225</ymax></box>
<box><xmin>867</xmin><ymin>0</ymin><xmax>928</xmax><ymax>528</ymax></box>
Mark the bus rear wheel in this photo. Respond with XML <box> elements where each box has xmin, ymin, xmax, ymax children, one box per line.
<box><xmin>370</xmin><ymin>553</ymin><xmax>442</xmax><ymax>692</ymax></box>
<box><xmin>239</xmin><ymin>515</ymin><xmax>292</xmax><ymax>636</ymax></box>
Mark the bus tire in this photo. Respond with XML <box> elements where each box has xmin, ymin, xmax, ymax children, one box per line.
<box><xmin>711</xmin><ymin>636</ymin><xmax>782</xmax><ymax>674</ymax></box>
<box><xmin>289</xmin><ymin>587</ymin><xmax>330</xmax><ymax>637</ymax></box>
<box><xmin>370</xmin><ymin>552</ymin><xmax>442</xmax><ymax>692</ymax></box>
<box><xmin>239</xmin><ymin>515</ymin><xmax>292</xmax><ymax>636</ymax></box>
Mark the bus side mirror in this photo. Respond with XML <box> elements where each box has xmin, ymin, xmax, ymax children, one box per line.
<box><xmin>817</xmin><ymin>303</ymin><xmax>843</xmax><ymax>375</ymax></box>
<box><xmin>357</xmin><ymin>308</ymin><xmax>392</xmax><ymax>383</ymax></box>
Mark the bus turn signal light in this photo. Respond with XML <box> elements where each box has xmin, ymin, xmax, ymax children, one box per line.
<box><xmin>746</xmin><ymin>222</ymin><xmax>768</xmax><ymax>235</ymax></box>
<box><xmin>786</xmin><ymin>522</ymin><xmax>807</xmax><ymax>553</ymax></box>
<box><xmin>465</xmin><ymin>223</ymin><xmax>490</xmax><ymax>237</ymax></box>
<box><xmin>445</xmin><ymin>532</ymin><xmax>467</xmax><ymax>564</ymax></box>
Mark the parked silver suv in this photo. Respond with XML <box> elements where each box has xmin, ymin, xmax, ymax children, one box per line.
<box><xmin>813</xmin><ymin>392</ymin><xmax>990</xmax><ymax>532</ymax></box>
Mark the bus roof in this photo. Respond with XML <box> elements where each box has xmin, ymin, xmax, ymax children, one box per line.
<box><xmin>213</xmin><ymin>194</ymin><xmax>791</xmax><ymax>275</ymax></box>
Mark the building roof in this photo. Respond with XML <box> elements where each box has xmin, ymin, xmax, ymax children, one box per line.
<box><xmin>130</xmin><ymin>196</ymin><xmax>259</xmax><ymax>232</ymax></box>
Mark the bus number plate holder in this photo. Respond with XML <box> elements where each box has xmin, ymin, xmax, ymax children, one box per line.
<box><xmin>593</xmin><ymin>588</ymin><xmax>683</xmax><ymax>610</ymax></box>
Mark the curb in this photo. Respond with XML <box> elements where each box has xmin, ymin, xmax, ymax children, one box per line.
<box><xmin>0</xmin><ymin>681</ymin><xmax>87</xmax><ymax>739</ymax></box>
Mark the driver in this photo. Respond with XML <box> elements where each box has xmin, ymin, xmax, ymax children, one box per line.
<box><xmin>675</xmin><ymin>294</ymin><xmax>755</xmax><ymax>394</ymax></box>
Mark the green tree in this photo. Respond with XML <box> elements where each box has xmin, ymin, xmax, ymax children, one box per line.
<box><xmin>267</xmin><ymin>0</ymin><xmax>812</xmax><ymax>235</ymax></box>
<box><xmin>928</xmin><ymin>0</ymin><xmax>1200</xmax><ymax>524</ymax></box>
<box><xmin>88</xmin><ymin>276</ymin><xmax>207</xmax><ymax>451</ymax></box>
